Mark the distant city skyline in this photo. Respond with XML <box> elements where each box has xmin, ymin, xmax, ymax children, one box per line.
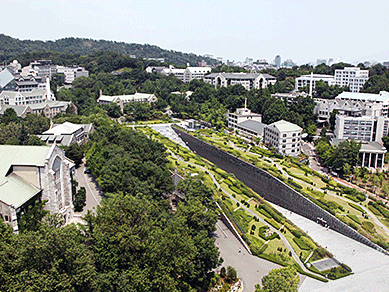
<box><xmin>2</xmin><ymin>0</ymin><xmax>389</xmax><ymax>65</ymax></box>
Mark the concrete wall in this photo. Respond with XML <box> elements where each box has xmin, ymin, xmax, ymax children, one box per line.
<box><xmin>172</xmin><ymin>127</ymin><xmax>387</xmax><ymax>254</ymax></box>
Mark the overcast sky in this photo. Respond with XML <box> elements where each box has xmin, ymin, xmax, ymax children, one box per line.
<box><xmin>2</xmin><ymin>0</ymin><xmax>389</xmax><ymax>65</ymax></box>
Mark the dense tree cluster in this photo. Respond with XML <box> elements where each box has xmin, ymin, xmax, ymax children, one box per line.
<box><xmin>0</xmin><ymin>34</ymin><xmax>219</xmax><ymax>66</ymax></box>
<box><xmin>0</xmin><ymin>109</ymin><xmax>48</xmax><ymax>145</ymax></box>
<box><xmin>315</xmin><ymin>138</ymin><xmax>361</xmax><ymax>174</ymax></box>
<box><xmin>0</xmin><ymin>120</ymin><xmax>221</xmax><ymax>291</ymax></box>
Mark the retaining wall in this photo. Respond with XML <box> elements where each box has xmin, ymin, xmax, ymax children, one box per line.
<box><xmin>173</xmin><ymin>127</ymin><xmax>387</xmax><ymax>254</ymax></box>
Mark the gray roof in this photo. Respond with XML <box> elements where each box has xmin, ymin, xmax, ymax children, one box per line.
<box><xmin>237</xmin><ymin>120</ymin><xmax>266</xmax><ymax>134</ymax></box>
<box><xmin>268</xmin><ymin>120</ymin><xmax>302</xmax><ymax>132</ymax></box>
<box><xmin>0</xmin><ymin>145</ymin><xmax>54</xmax><ymax>208</ymax></box>
<box><xmin>205</xmin><ymin>72</ymin><xmax>276</xmax><ymax>80</ymax></box>
<box><xmin>29</xmin><ymin>100</ymin><xmax>70</xmax><ymax>110</ymax></box>
<box><xmin>0</xmin><ymin>104</ymin><xmax>28</xmax><ymax>117</ymax></box>
<box><xmin>331</xmin><ymin>139</ymin><xmax>387</xmax><ymax>153</ymax></box>
<box><xmin>0</xmin><ymin>69</ymin><xmax>14</xmax><ymax>88</ymax></box>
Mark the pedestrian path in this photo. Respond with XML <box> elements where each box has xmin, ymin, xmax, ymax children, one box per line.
<box><xmin>271</xmin><ymin>204</ymin><xmax>389</xmax><ymax>292</ymax></box>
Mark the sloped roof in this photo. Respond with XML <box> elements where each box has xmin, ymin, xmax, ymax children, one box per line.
<box><xmin>0</xmin><ymin>145</ymin><xmax>53</xmax><ymax>208</ymax></box>
<box><xmin>0</xmin><ymin>104</ymin><xmax>29</xmax><ymax>117</ymax></box>
<box><xmin>269</xmin><ymin>120</ymin><xmax>302</xmax><ymax>132</ymax></box>
<box><xmin>0</xmin><ymin>69</ymin><xmax>14</xmax><ymax>88</ymax></box>
<box><xmin>44</xmin><ymin>122</ymin><xmax>83</xmax><ymax>135</ymax></box>
<box><xmin>238</xmin><ymin>120</ymin><xmax>266</xmax><ymax>134</ymax></box>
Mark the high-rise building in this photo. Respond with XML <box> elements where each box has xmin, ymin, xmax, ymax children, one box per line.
<box><xmin>334</xmin><ymin>67</ymin><xmax>369</xmax><ymax>92</ymax></box>
<box><xmin>274</xmin><ymin>55</ymin><xmax>281</xmax><ymax>68</ymax></box>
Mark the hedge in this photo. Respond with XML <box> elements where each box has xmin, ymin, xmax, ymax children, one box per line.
<box><xmin>293</xmin><ymin>237</ymin><xmax>310</xmax><ymax>250</ymax></box>
<box><xmin>265</xmin><ymin>218</ymin><xmax>280</xmax><ymax>229</ymax></box>
<box><xmin>347</xmin><ymin>214</ymin><xmax>361</xmax><ymax>225</ymax></box>
<box><xmin>348</xmin><ymin>202</ymin><xmax>364</xmax><ymax>213</ymax></box>
<box><xmin>256</xmin><ymin>207</ymin><xmax>271</xmax><ymax>218</ymax></box>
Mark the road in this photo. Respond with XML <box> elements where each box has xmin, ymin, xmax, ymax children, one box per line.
<box><xmin>74</xmin><ymin>161</ymin><xmax>103</xmax><ymax>216</ymax></box>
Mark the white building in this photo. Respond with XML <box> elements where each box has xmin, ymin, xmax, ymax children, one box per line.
<box><xmin>183</xmin><ymin>67</ymin><xmax>211</xmax><ymax>83</ymax></box>
<box><xmin>160</xmin><ymin>66</ymin><xmax>186</xmax><ymax>81</ymax></box>
<box><xmin>57</xmin><ymin>65</ymin><xmax>89</xmax><ymax>84</ymax></box>
<box><xmin>264</xmin><ymin>120</ymin><xmax>302</xmax><ymax>156</ymax></box>
<box><xmin>227</xmin><ymin>101</ymin><xmax>262</xmax><ymax>129</ymax></box>
<box><xmin>38</xmin><ymin>122</ymin><xmax>94</xmax><ymax>146</ymax></box>
<box><xmin>204</xmin><ymin>73</ymin><xmax>276</xmax><ymax>90</ymax></box>
<box><xmin>0</xmin><ymin>145</ymin><xmax>74</xmax><ymax>232</ymax></box>
<box><xmin>295</xmin><ymin>74</ymin><xmax>336</xmax><ymax>91</ymax></box>
<box><xmin>335</xmin><ymin>91</ymin><xmax>389</xmax><ymax>117</ymax></box>
<box><xmin>334</xmin><ymin>115</ymin><xmax>389</xmax><ymax>143</ymax></box>
<box><xmin>334</xmin><ymin>67</ymin><xmax>369</xmax><ymax>93</ymax></box>
<box><xmin>97</xmin><ymin>92</ymin><xmax>157</xmax><ymax>110</ymax></box>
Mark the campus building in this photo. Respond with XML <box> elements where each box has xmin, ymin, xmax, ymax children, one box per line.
<box><xmin>38</xmin><ymin>122</ymin><xmax>94</xmax><ymax>146</ymax></box>
<box><xmin>182</xmin><ymin>67</ymin><xmax>211</xmax><ymax>83</ymax></box>
<box><xmin>97</xmin><ymin>92</ymin><xmax>157</xmax><ymax>111</ymax></box>
<box><xmin>334</xmin><ymin>115</ymin><xmax>389</xmax><ymax>142</ymax></box>
<box><xmin>334</xmin><ymin>67</ymin><xmax>369</xmax><ymax>93</ymax></box>
<box><xmin>204</xmin><ymin>73</ymin><xmax>277</xmax><ymax>90</ymax></box>
<box><xmin>0</xmin><ymin>145</ymin><xmax>74</xmax><ymax>232</ymax></box>
<box><xmin>331</xmin><ymin>139</ymin><xmax>386</xmax><ymax>169</ymax></box>
<box><xmin>0</xmin><ymin>101</ymin><xmax>77</xmax><ymax>118</ymax></box>
<box><xmin>295</xmin><ymin>74</ymin><xmax>336</xmax><ymax>91</ymax></box>
<box><xmin>263</xmin><ymin>120</ymin><xmax>302</xmax><ymax>156</ymax></box>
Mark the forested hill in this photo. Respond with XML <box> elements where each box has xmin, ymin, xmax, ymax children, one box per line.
<box><xmin>0</xmin><ymin>34</ymin><xmax>218</xmax><ymax>66</ymax></box>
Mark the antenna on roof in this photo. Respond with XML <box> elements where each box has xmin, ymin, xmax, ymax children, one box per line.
<box><xmin>309</xmin><ymin>72</ymin><xmax>313</xmax><ymax>97</ymax></box>
<box><xmin>244</xmin><ymin>97</ymin><xmax>247</xmax><ymax>109</ymax></box>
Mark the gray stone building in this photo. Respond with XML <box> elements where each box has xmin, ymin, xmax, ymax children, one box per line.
<box><xmin>0</xmin><ymin>145</ymin><xmax>74</xmax><ymax>232</ymax></box>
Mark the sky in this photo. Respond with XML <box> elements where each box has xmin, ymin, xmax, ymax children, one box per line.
<box><xmin>2</xmin><ymin>0</ymin><xmax>389</xmax><ymax>65</ymax></box>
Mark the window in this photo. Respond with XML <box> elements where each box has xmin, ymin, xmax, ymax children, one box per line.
<box><xmin>283</xmin><ymin>139</ymin><xmax>286</xmax><ymax>143</ymax></box>
<box><xmin>292</xmin><ymin>133</ymin><xmax>296</xmax><ymax>137</ymax></box>
<box><xmin>283</xmin><ymin>134</ymin><xmax>287</xmax><ymax>137</ymax></box>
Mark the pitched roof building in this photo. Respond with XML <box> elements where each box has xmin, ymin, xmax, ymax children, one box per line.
<box><xmin>97</xmin><ymin>92</ymin><xmax>157</xmax><ymax>110</ymax></box>
<box><xmin>0</xmin><ymin>145</ymin><xmax>74</xmax><ymax>232</ymax></box>
<box><xmin>38</xmin><ymin>122</ymin><xmax>94</xmax><ymax>146</ymax></box>
<box><xmin>204</xmin><ymin>72</ymin><xmax>276</xmax><ymax>90</ymax></box>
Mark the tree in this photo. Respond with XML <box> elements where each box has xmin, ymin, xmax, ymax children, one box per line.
<box><xmin>226</xmin><ymin>266</ymin><xmax>237</xmax><ymax>283</ymax></box>
<box><xmin>254</xmin><ymin>266</ymin><xmax>299</xmax><ymax>292</ymax></box>
<box><xmin>74</xmin><ymin>187</ymin><xmax>86</xmax><ymax>212</ymax></box>
<box><xmin>63</xmin><ymin>143</ymin><xmax>84</xmax><ymax>167</ymax></box>
<box><xmin>107</xmin><ymin>103</ymin><xmax>122</xmax><ymax>118</ymax></box>
<box><xmin>1</xmin><ymin>108</ymin><xmax>19</xmax><ymax>125</ymax></box>
<box><xmin>220</xmin><ymin>267</ymin><xmax>226</xmax><ymax>278</ymax></box>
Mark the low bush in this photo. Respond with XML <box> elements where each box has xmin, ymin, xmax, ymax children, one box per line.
<box><xmin>361</xmin><ymin>221</ymin><xmax>375</xmax><ymax>233</ymax></box>
<box><xmin>264</xmin><ymin>218</ymin><xmax>280</xmax><ymax>229</ymax></box>
<box><xmin>348</xmin><ymin>202</ymin><xmax>364</xmax><ymax>213</ymax></box>
<box><xmin>293</xmin><ymin>237</ymin><xmax>310</xmax><ymax>250</ymax></box>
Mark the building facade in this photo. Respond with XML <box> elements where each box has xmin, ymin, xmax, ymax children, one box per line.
<box><xmin>334</xmin><ymin>115</ymin><xmax>389</xmax><ymax>142</ymax></box>
<box><xmin>295</xmin><ymin>74</ymin><xmax>336</xmax><ymax>91</ymax></box>
<box><xmin>97</xmin><ymin>92</ymin><xmax>157</xmax><ymax>110</ymax></box>
<box><xmin>227</xmin><ymin>104</ymin><xmax>262</xmax><ymax>129</ymax></box>
<box><xmin>183</xmin><ymin>67</ymin><xmax>211</xmax><ymax>83</ymax></box>
<box><xmin>334</xmin><ymin>67</ymin><xmax>369</xmax><ymax>93</ymax></box>
<box><xmin>39</xmin><ymin>122</ymin><xmax>94</xmax><ymax>146</ymax></box>
<box><xmin>264</xmin><ymin>120</ymin><xmax>302</xmax><ymax>156</ymax></box>
<box><xmin>57</xmin><ymin>65</ymin><xmax>89</xmax><ymax>84</ymax></box>
<box><xmin>0</xmin><ymin>101</ymin><xmax>77</xmax><ymax>118</ymax></box>
<box><xmin>0</xmin><ymin>145</ymin><xmax>74</xmax><ymax>232</ymax></box>
<box><xmin>204</xmin><ymin>73</ymin><xmax>276</xmax><ymax>90</ymax></box>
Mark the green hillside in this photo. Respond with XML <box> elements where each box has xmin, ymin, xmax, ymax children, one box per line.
<box><xmin>0</xmin><ymin>34</ymin><xmax>219</xmax><ymax>66</ymax></box>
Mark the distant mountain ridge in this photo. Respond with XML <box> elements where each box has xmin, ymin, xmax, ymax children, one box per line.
<box><xmin>0</xmin><ymin>34</ymin><xmax>218</xmax><ymax>66</ymax></box>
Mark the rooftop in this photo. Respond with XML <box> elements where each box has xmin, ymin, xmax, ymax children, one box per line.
<box><xmin>0</xmin><ymin>145</ymin><xmax>53</xmax><ymax>208</ymax></box>
<box><xmin>43</xmin><ymin>122</ymin><xmax>83</xmax><ymax>135</ymax></box>
<box><xmin>0</xmin><ymin>68</ymin><xmax>14</xmax><ymax>88</ymax></box>
<box><xmin>237</xmin><ymin>120</ymin><xmax>265</xmax><ymax>134</ymax></box>
<box><xmin>268</xmin><ymin>120</ymin><xmax>302</xmax><ymax>132</ymax></box>
<box><xmin>336</xmin><ymin>91</ymin><xmax>389</xmax><ymax>103</ymax></box>
<box><xmin>331</xmin><ymin>139</ymin><xmax>387</xmax><ymax>153</ymax></box>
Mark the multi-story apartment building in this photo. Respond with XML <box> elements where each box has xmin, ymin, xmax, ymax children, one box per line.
<box><xmin>0</xmin><ymin>145</ymin><xmax>74</xmax><ymax>232</ymax></box>
<box><xmin>183</xmin><ymin>67</ymin><xmax>211</xmax><ymax>83</ymax></box>
<box><xmin>204</xmin><ymin>73</ymin><xmax>277</xmax><ymax>90</ymax></box>
<box><xmin>334</xmin><ymin>67</ymin><xmax>369</xmax><ymax>93</ymax></box>
<box><xmin>295</xmin><ymin>74</ymin><xmax>336</xmax><ymax>91</ymax></box>
<box><xmin>263</xmin><ymin>120</ymin><xmax>302</xmax><ymax>156</ymax></box>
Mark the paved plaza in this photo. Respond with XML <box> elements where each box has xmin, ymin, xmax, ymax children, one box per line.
<box><xmin>271</xmin><ymin>204</ymin><xmax>389</xmax><ymax>292</ymax></box>
<box><xmin>311</xmin><ymin>258</ymin><xmax>340</xmax><ymax>272</ymax></box>
<box><xmin>214</xmin><ymin>219</ymin><xmax>287</xmax><ymax>292</ymax></box>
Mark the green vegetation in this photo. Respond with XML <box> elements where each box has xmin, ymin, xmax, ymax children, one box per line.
<box><xmin>254</xmin><ymin>266</ymin><xmax>299</xmax><ymax>292</ymax></box>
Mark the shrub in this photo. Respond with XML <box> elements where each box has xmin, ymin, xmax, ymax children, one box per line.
<box><xmin>226</xmin><ymin>266</ymin><xmax>237</xmax><ymax>283</ymax></box>
<box><xmin>220</xmin><ymin>267</ymin><xmax>226</xmax><ymax>278</ymax></box>
<box><xmin>293</xmin><ymin>237</ymin><xmax>310</xmax><ymax>250</ymax></box>
<box><xmin>348</xmin><ymin>202</ymin><xmax>364</xmax><ymax>213</ymax></box>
